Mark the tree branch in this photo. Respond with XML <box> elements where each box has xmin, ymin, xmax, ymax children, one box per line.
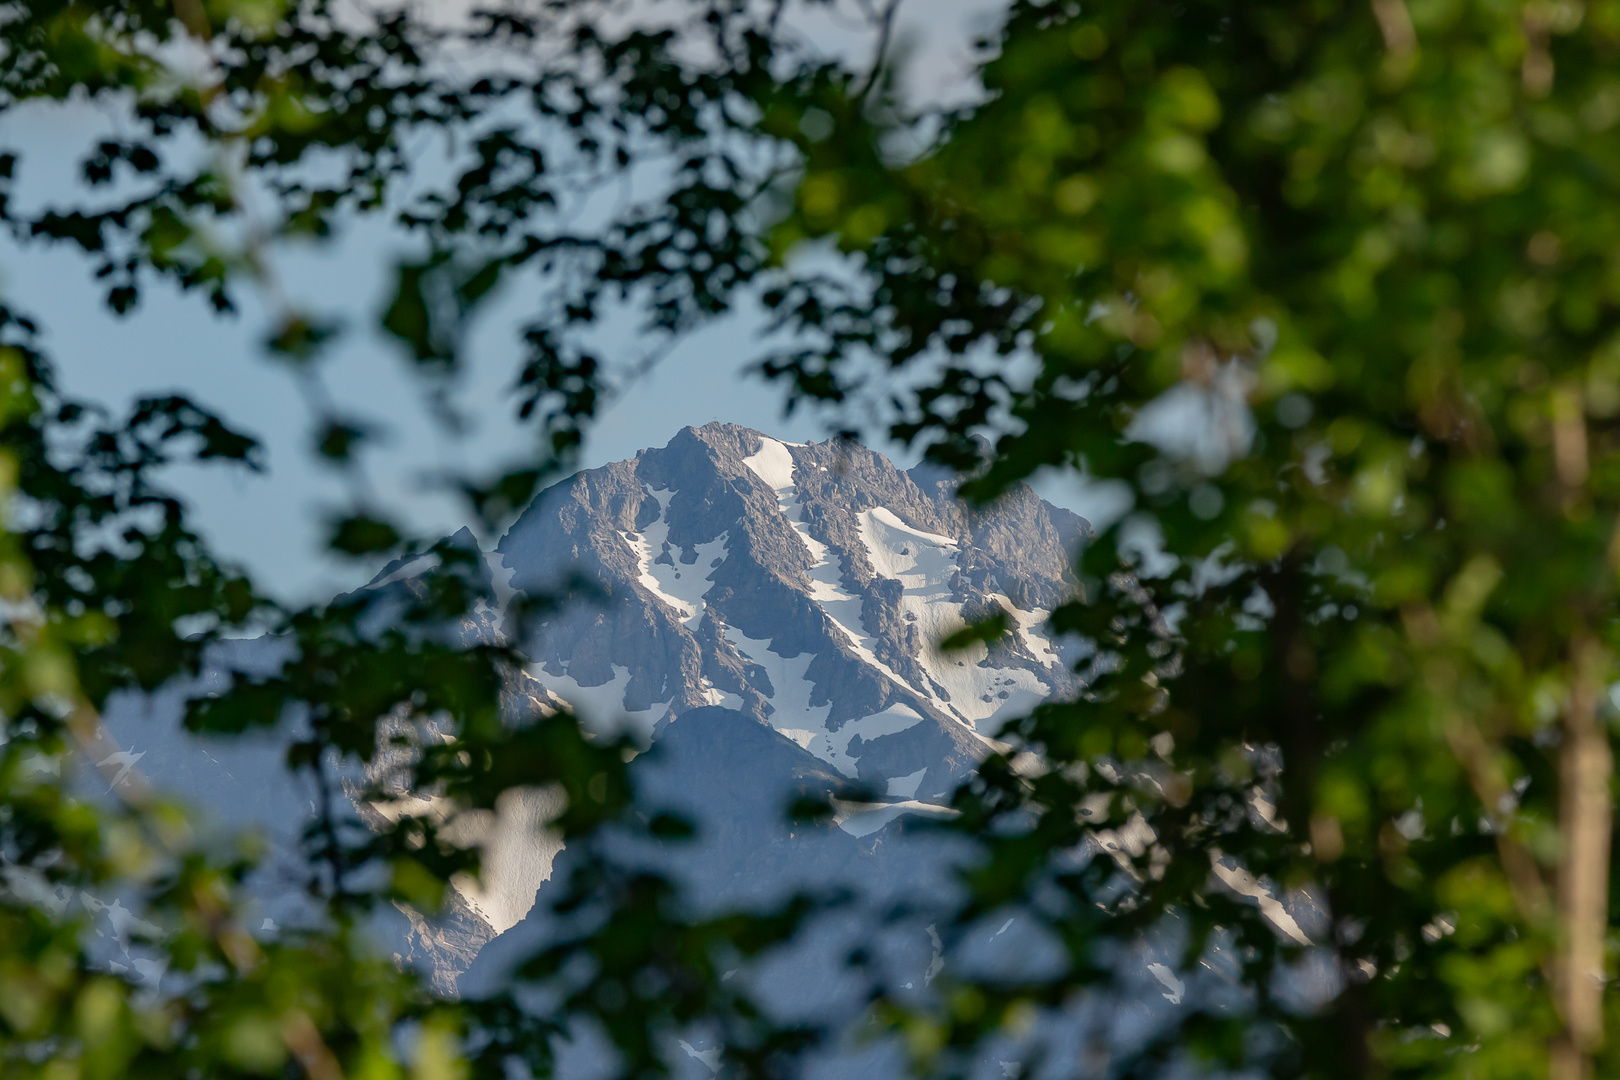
<box><xmin>853</xmin><ymin>0</ymin><xmax>905</xmax><ymax>103</ymax></box>
<box><xmin>1369</xmin><ymin>0</ymin><xmax>1416</xmax><ymax>54</ymax></box>
<box><xmin>1552</xmin><ymin>637</ymin><xmax>1612</xmax><ymax>1080</ymax></box>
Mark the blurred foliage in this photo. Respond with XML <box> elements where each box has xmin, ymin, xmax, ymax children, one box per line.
<box><xmin>0</xmin><ymin>1</ymin><xmax>1617</xmax><ymax>1079</ymax></box>
<box><xmin>764</xmin><ymin>3</ymin><xmax>1620</xmax><ymax>1077</ymax></box>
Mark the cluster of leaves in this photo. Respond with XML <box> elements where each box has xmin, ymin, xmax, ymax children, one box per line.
<box><xmin>0</xmin><ymin>3</ymin><xmax>914</xmax><ymax>1079</ymax></box>
<box><xmin>0</xmin><ymin>304</ymin><xmax>450</xmax><ymax>1077</ymax></box>
<box><xmin>758</xmin><ymin>2</ymin><xmax>1620</xmax><ymax>1078</ymax></box>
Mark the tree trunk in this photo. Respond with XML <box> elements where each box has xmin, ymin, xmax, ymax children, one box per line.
<box><xmin>1552</xmin><ymin>641</ymin><xmax>1612</xmax><ymax>1080</ymax></box>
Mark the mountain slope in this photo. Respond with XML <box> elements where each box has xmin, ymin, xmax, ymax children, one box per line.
<box><xmin>497</xmin><ymin>423</ymin><xmax>1084</xmax><ymax>801</ymax></box>
<box><xmin>89</xmin><ymin>424</ymin><xmax>1087</xmax><ymax>1004</ymax></box>
<box><xmin>442</xmin><ymin>425</ymin><xmax>1086</xmax><ymax>1004</ymax></box>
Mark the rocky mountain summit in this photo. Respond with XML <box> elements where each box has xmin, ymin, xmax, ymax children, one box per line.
<box><xmin>443</xmin><ymin>425</ymin><xmax>1088</xmax><ymax>995</ymax></box>
<box><xmin>501</xmin><ymin>423</ymin><xmax>1085</xmax><ymax>793</ymax></box>
<box><xmin>93</xmin><ymin>424</ymin><xmax>1089</xmax><ymax>1006</ymax></box>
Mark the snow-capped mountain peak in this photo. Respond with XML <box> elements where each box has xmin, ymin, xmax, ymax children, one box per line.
<box><xmin>497</xmin><ymin>424</ymin><xmax>1085</xmax><ymax>797</ymax></box>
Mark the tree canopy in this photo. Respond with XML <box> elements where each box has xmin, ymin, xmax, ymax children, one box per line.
<box><xmin>1</xmin><ymin>1</ymin><xmax>1619</xmax><ymax>1079</ymax></box>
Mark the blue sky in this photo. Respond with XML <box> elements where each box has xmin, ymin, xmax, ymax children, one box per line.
<box><xmin>0</xmin><ymin>1</ymin><xmax>1119</xmax><ymax>603</ymax></box>
<box><xmin>4</xmin><ymin>195</ymin><xmax>849</xmax><ymax>600</ymax></box>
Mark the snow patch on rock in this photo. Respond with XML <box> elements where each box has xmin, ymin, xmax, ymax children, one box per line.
<box><xmin>623</xmin><ymin>487</ymin><xmax>729</xmax><ymax>626</ymax></box>
<box><xmin>529</xmin><ymin>662</ymin><xmax>669</xmax><ymax>741</ymax></box>
<box><xmin>887</xmin><ymin>767</ymin><xmax>928</xmax><ymax>799</ymax></box>
<box><xmin>745</xmin><ymin>440</ymin><xmax>911</xmax><ymax>686</ymax></box>
<box><xmin>742</xmin><ymin>437</ymin><xmax>797</xmax><ymax>492</ymax></box>
<box><xmin>996</xmin><ymin>595</ymin><xmax>1063</xmax><ymax>667</ymax></box>
<box><xmin>858</xmin><ymin>509</ymin><xmax>1049</xmax><ymax>735</ymax></box>
<box><xmin>821</xmin><ymin>703</ymin><xmax>926</xmax><ymax>778</ymax></box>
<box><xmin>723</xmin><ymin>627</ymin><xmax>831</xmax><ymax>753</ymax></box>
<box><xmin>835</xmin><ymin>798</ymin><xmax>957</xmax><ymax>838</ymax></box>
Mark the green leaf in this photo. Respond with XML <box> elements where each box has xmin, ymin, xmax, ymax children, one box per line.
<box><xmin>327</xmin><ymin>513</ymin><xmax>402</xmax><ymax>556</ymax></box>
<box><xmin>940</xmin><ymin>612</ymin><xmax>1010</xmax><ymax>652</ymax></box>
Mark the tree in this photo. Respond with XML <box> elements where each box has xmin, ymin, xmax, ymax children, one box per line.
<box><xmin>769</xmin><ymin>2</ymin><xmax>1620</xmax><ymax>1077</ymax></box>
<box><xmin>1</xmin><ymin>1</ymin><xmax>1617</xmax><ymax>1079</ymax></box>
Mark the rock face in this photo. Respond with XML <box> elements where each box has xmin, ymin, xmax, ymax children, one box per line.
<box><xmin>498</xmin><ymin>423</ymin><xmax>1084</xmax><ymax>800</ymax></box>
<box><xmin>92</xmin><ymin>424</ymin><xmax>1087</xmax><ymax>1006</ymax></box>
<box><xmin>451</xmin><ymin>425</ymin><xmax>1086</xmax><ymax>1002</ymax></box>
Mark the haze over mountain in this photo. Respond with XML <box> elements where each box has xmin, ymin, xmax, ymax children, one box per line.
<box><xmin>438</xmin><ymin>424</ymin><xmax>1087</xmax><ymax>962</ymax></box>
<box><xmin>90</xmin><ymin>424</ymin><xmax>1090</xmax><ymax>1006</ymax></box>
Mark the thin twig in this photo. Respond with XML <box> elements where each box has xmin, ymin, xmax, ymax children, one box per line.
<box><xmin>853</xmin><ymin>0</ymin><xmax>904</xmax><ymax>103</ymax></box>
<box><xmin>1369</xmin><ymin>0</ymin><xmax>1416</xmax><ymax>54</ymax></box>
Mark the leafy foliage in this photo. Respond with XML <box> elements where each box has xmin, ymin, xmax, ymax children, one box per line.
<box><xmin>762</xmin><ymin>3</ymin><xmax>1620</xmax><ymax>1077</ymax></box>
<box><xmin>1</xmin><ymin>1</ymin><xmax>1619</xmax><ymax>1079</ymax></box>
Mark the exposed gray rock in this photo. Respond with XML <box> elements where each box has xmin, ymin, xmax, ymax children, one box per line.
<box><xmin>387</xmin><ymin>888</ymin><xmax>498</xmax><ymax>998</ymax></box>
<box><xmin>72</xmin><ymin>425</ymin><xmax>1089</xmax><ymax>1010</ymax></box>
<box><xmin>498</xmin><ymin>424</ymin><xmax>1086</xmax><ymax>791</ymax></box>
<box><xmin>455</xmin><ymin>424</ymin><xmax>1089</xmax><ymax>1019</ymax></box>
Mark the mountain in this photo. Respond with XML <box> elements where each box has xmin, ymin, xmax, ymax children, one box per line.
<box><xmin>90</xmin><ymin>424</ymin><xmax>1088</xmax><ymax>1008</ymax></box>
<box><xmin>447</xmin><ymin>425</ymin><xmax>1093</xmax><ymax>1075</ymax></box>
<box><xmin>446</xmin><ymin>425</ymin><xmax>1086</xmax><ymax>994</ymax></box>
<box><xmin>498</xmin><ymin>423</ymin><xmax>1084</xmax><ymax>792</ymax></box>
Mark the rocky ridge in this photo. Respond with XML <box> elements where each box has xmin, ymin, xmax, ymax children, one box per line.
<box><xmin>499</xmin><ymin>423</ymin><xmax>1084</xmax><ymax>799</ymax></box>
<box><xmin>88</xmin><ymin>424</ymin><xmax>1088</xmax><ymax>1004</ymax></box>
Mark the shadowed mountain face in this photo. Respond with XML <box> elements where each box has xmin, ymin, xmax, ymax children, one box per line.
<box><xmin>498</xmin><ymin>423</ymin><xmax>1086</xmax><ymax>802</ymax></box>
<box><xmin>93</xmin><ymin>424</ymin><xmax>1088</xmax><ymax>1005</ymax></box>
<box><xmin>451</xmin><ymin>426</ymin><xmax>1089</xmax><ymax>1015</ymax></box>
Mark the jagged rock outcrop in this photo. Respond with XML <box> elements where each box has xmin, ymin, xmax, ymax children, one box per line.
<box><xmin>87</xmin><ymin>424</ymin><xmax>1088</xmax><ymax>1002</ymax></box>
<box><xmin>498</xmin><ymin>424</ymin><xmax>1085</xmax><ymax>801</ymax></box>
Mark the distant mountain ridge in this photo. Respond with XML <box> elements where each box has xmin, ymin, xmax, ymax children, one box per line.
<box><xmin>94</xmin><ymin>424</ymin><xmax>1088</xmax><ymax>1005</ymax></box>
<box><xmin>498</xmin><ymin>423</ymin><xmax>1084</xmax><ymax>797</ymax></box>
<box><xmin>436</xmin><ymin>425</ymin><xmax>1087</xmax><ymax>999</ymax></box>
